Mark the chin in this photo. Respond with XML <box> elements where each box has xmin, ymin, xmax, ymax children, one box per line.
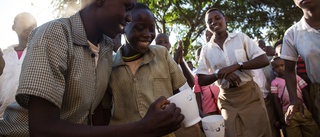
<box><xmin>140</xmin><ymin>48</ymin><xmax>149</xmax><ymax>54</ymax></box>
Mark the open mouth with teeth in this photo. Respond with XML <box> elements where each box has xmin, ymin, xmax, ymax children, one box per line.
<box><xmin>138</xmin><ymin>41</ymin><xmax>150</xmax><ymax>47</ymax></box>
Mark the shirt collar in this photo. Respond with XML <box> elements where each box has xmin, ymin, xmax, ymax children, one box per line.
<box><xmin>70</xmin><ymin>12</ymin><xmax>113</xmax><ymax>52</ymax></box>
<box><xmin>70</xmin><ymin>12</ymin><xmax>88</xmax><ymax>46</ymax></box>
<box><xmin>299</xmin><ymin>17</ymin><xmax>319</xmax><ymax>33</ymax></box>
<box><xmin>209</xmin><ymin>32</ymin><xmax>237</xmax><ymax>45</ymax></box>
<box><xmin>113</xmin><ymin>46</ymin><xmax>155</xmax><ymax>67</ymax></box>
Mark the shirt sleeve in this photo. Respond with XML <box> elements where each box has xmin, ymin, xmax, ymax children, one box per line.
<box><xmin>270</xmin><ymin>80</ymin><xmax>279</xmax><ymax>94</ymax></box>
<box><xmin>241</xmin><ymin>32</ymin><xmax>265</xmax><ymax>60</ymax></box>
<box><xmin>280</xmin><ymin>28</ymin><xmax>299</xmax><ymax>61</ymax></box>
<box><xmin>196</xmin><ymin>45</ymin><xmax>211</xmax><ymax>75</ymax></box>
<box><xmin>15</xmin><ymin>22</ymin><xmax>69</xmax><ymax>109</ymax></box>
<box><xmin>296</xmin><ymin>75</ymin><xmax>307</xmax><ymax>90</ymax></box>
<box><xmin>167</xmin><ymin>48</ymin><xmax>187</xmax><ymax>90</ymax></box>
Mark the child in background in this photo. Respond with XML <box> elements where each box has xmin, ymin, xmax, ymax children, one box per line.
<box><xmin>155</xmin><ymin>33</ymin><xmax>195</xmax><ymax>90</ymax></box>
<box><xmin>0</xmin><ymin>12</ymin><xmax>37</xmax><ymax>119</ymax></box>
<box><xmin>271</xmin><ymin>57</ymin><xmax>318</xmax><ymax>137</ymax></box>
<box><xmin>194</xmin><ymin>30</ymin><xmax>220</xmax><ymax>115</ymax></box>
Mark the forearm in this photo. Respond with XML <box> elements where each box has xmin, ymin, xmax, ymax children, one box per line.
<box><xmin>195</xmin><ymin>93</ymin><xmax>202</xmax><ymax>111</ymax></box>
<box><xmin>180</xmin><ymin>61</ymin><xmax>194</xmax><ymax>87</ymax></box>
<box><xmin>198</xmin><ymin>74</ymin><xmax>217</xmax><ymax>86</ymax></box>
<box><xmin>241</xmin><ymin>54</ymin><xmax>269</xmax><ymax>70</ymax></box>
<box><xmin>284</xmin><ymin>60</ymin><xmax>299</xmax><ymax>104</ymax></box>
<box><xmin>28</xmin><ymin>96</ymin><xmax>152</xmax><ymax>137</ymax></box>
<box><xmin>302</xmin><ymin>88</ymin><xmax>312</xmax><ymax>111</ymax></box>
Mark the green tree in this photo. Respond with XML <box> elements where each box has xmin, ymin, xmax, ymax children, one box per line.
<box><xmin>50</xmin><ymin>0</ymin><xmax>82</xmax><ymax>18</ymax></box>
<box><xmin>50</xmin><ymin>0</ymin><xmax>302</xmax><ymax>62</ymax></box>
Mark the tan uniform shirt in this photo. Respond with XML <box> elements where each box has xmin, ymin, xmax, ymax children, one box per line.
<box><xmin>105</xmin><ymin>46</ymin><xmax>186</xmax><ymax>137</ymax></box>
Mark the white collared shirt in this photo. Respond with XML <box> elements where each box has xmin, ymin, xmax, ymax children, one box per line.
<box><xmin>281</xmin><ymin>17</ymin><xmax>320</xmax><ymax>83</ymax></box>
<box><xmin>196</xmin><ymin>32</ymin><xmax>265</xmax><ymax>89</ymax></box>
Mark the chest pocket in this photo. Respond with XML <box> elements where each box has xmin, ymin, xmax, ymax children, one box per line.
<box><xmin>151</xmin><ymin>61</ymin><xmax>173</xmax><ymax>99</ymax></box>
<box><xmin>234</xmin><ymin>49</ymin><xmax>248</xmax><ymax>63</ymax></box>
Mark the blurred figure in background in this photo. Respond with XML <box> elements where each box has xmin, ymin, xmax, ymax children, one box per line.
<box><xmin>155</xmin><ymin>33</ymin><xmax>194</xmax><ymax>90</ymax></box>
<box><xmin>194</xmin><ymin>30</ymin><xmax>220</xmax><ymax>116</ymax></box>
<box><xmin>254</xmin><ymin>39</ymin><xmax>281</xmax><ymax>137</ymax></box>
<box><xmin>0</xmin><ymin>12</ymin><xmax>37</xmax><ymax>119</ymax></box>
<box><xmin>187</xmin><ymin>61</ymin><xmax>196</xmax><ymax>73</ymax></box>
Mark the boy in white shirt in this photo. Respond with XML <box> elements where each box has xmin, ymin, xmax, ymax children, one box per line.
<box><xmin>280</xmin><ymin>0</ymin><xmax>320</xmax><ymax>127</ymax></box>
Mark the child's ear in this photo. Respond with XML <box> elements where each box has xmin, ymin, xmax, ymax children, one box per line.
<box><xmin>225</xmin><ymin>16</ymin><xmax>229</xmax><ymax>22</ymax></box>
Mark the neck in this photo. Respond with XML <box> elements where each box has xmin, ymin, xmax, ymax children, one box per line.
<box><xmin>16</xmin><ymin>40</ymin><xmax>27</xmax><ymax>51</ymax></box>
<box><xmin>278</xmin><ymin>75</ymin><xmax>285</xmax><ymax>79</ymax></box>
<box><xmin>214</xmin><ymin>31</ymin><xmax>228</xmax><ymax>40</ymax></box>
<box><xmin>303</xmin><ymin>7</ymin><xmax>320</xmax><ymax>29</ymax></box>
<box><xmin>121</xmin><ymin>45</ymin><xmax>143</xmax><ymax>62</ymax></box>
<box><xmin>80</xmin><ymin>8</ymin><xmax>101</xmax><ymax>46</ymax></box>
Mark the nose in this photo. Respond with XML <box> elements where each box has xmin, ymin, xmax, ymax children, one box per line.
<box><xmin>210</xmin><ymin>21</ymin><xmax>216</xmax><ymax>26</ymax></box>
<box><xmin>142</xmin><ymin>30</ymin><xmax>152</xmax><ymax>38</ymax></box>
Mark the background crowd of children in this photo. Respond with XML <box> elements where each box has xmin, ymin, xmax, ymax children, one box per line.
<box><xmin>0</xmin><ymin>0</ymin><xmax>319</xmax><ymax>137</ymax></box>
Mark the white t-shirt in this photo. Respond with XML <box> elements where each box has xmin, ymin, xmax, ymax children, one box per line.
<box><xmin>0</xmin><ymin>45</ymin><xmax>27</xmax><ymax>118</ymax></box>
<box><xmin>196</xmin><ymin>32</ymin><xmax>265</xmax><ymax>89</ymax></box>
<box><xmin>280</xmin><ymin>17</ymin><xmax>320</xmax><ymax>83</ymax></box>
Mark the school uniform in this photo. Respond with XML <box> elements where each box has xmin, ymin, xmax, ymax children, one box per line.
<box><xmin>0</xmin><ymin>12</ymin><xmax>114</xmax><ymax>136</ymax></box>
<box><xmin>281</xmin><ymin>17</ymin><xmax>320</xmax><ymax>124</ymax></box>
<box><xmin>106</xmin><ymin>45</ymin><xmax>187</xmax><ymax>137</ymax></box>
<box><xmin>197</xmin><ymin>32</ymin><xmax>272</xmax><ymax>137</ymax></box>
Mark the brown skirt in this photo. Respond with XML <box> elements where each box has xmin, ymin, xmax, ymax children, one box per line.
<box><xmin>218</xmin><ymin>81</ymin><xmax>272</xmax><ymax>137</ymax></box>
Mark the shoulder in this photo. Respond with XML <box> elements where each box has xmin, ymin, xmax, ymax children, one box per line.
<box><xmin>271</xmin><ymin>77</ymin><xmax>280</xmax><ymax>84</ymax></box>
<box><xmin>231</xmin><ymin>32</ymin><xmax>245</xmax><ymax>37</ymax></box>
<box><xmin>296</xmin><ymin>75</ymin><xmax>303</xmax><ymax>81</ymax></box>
<box><xmin>2</xmin><ymin>45</ymin><xmax>16</xmax><ymax>53</ymax></box>
<box><xmin>284</xmin><ymin>19</ymin><xmax>302</xmax><ymax>37</ymax></box>
<box><xmin>228</xmin><ymin>32</ymin><xmax>252</xmax><ymax>43</ymax></box>
<box><xmin>34</xmin><ymin>18</ymin><xmax>71</xmax><ymax>35</ymax></box>
<box><xmin>235</xmin><ymin>32</ymin><xmax>251</xmax><ymax>40</ymax></box>
<box><xmin>149</xmin><ymin>45</ymin><xmax>168</xmax><ymax>55</ymax></box>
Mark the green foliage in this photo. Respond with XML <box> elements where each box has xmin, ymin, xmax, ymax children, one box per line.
<box><xmin>51</xmin><ymin>0</ymin><xmax>81</xmax><ymax>18</ymax></box>
<box><xmin>50</xmin><ymin>0</ymin><xmax>302</xmax><ymax>63</ymax></box>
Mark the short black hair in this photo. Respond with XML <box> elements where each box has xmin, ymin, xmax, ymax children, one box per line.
<box><xmin>205</xmin><ymin>8</ymin><xmax>225</xmax><ymax>16</ymax></box>
<box><xmin>274</xmin><ymin>38</ymin><xmax>283</xmax><ymax>49</ymax></box>
<box><xmin>271</xmin><ymin>56</ymin><xmax>282</xmax><ymax>65</ymax></box>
